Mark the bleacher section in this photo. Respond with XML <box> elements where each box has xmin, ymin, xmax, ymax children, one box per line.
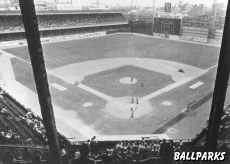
<box><xmin>0</xmin><ymin>145</ymin><xmax>49</xmax><ymax>164</ymax></box>
<box><xmin>192</xmin><ymin>104</ymin><xmax>230</xmax><ymax>147</ymax></box>
<box><xmin>215</xmin><ymin>29</ymin><xmax>223</xmax><ymax>41</ymax></box>
<box><xmin>181</xmin><ymin>19</ymin><xmax>209</xmax><ymax>43</ymax></box>
<box><xmin>0</xmin><ymin>11</ymin><xmax>129</xmax><ymax>42</ymax></box>
<box><xmin>0</xmin><ymin>12</ymin><xmax>126</xmax><ymax>33</ymax></box>
<box><xmin>181</xmin><ymin>26</ymin><xmax>209</xmax><ymax>42</ymax></box>
<box><xmin>0</xmin><ymin>90</ymin><xmax>47</xmax><ymax>146</ymax></box>
<box><xmin>0</xmin><ymin>88</ymin><xmax>71</xmax><ymax>148</ymax></box>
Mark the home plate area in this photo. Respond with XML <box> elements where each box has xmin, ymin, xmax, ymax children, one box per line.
<box><xmin>104</xmin><ymin>96</ymin><xmax>152</xmax><ymax>119</ymax></box>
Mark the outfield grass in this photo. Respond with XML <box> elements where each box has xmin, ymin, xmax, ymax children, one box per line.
<box><xmin>5</xmin><ymin>34</ymin><xmax>219</xmax><ymax>70</ymax></box>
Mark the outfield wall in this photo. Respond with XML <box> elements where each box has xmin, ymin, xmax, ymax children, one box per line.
<box><xmin>0</xmin><ymin>31</ymin><xmax>106</xmax><ymax>48</ymax></box>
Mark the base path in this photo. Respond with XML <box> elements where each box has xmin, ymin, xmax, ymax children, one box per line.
<box><xmin>77</xmin><ymin>83</ymin><xmax>113</xmax><ymax>101</ymax></box>
<box><xmin>139</xmin><ymin>71</ymin><xmax>207</xmax><ymax>103</ymax></box>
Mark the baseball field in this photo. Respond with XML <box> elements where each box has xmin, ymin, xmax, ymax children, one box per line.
<box><xmin>2</xmin><ymin>33</ymin><xmax>223</xmax><ymax>140</ymax></box>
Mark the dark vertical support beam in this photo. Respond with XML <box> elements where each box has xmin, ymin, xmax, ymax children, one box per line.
<box><xmin>206</xmin><ymin>0</ymin><xmax>230</xmax><ymax>151</ymax></box>
<box><xmin>18</xmin><ymin>1</ymin><xmax>62</xmax><ymax>164</ymax></box>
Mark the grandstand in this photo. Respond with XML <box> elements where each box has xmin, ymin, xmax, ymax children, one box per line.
<box><xmin>0</xmin><ymin>10</ymin><xmax>129</xmax><ymax>42</ymax></box>
<box><xmin>0</xmin><ymin>0</ymin><xmax>230</xmax><ymax>163</ymax></box>
<box><xmin>180</xmin><ymin>19</ymin><xmax>209</xmax><ymax>43</ymax></box>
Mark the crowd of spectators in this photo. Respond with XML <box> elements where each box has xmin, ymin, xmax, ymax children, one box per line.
<box><xmin>0</xmin><ymin>16</ymin><xmax>23</xmax><ymax>33</ymax></box>
<box><xmin>182</xmin><ymin>19</ymin><xmax>210</xmax><ymax>28</ymax></box>
<box><xmin>182</xmin><ymin>15</ymin><xmax>225</xmax><ymax>29</ymax></box>
<box><xmin>219</xmin><ymin>104</ymin><xmax>230</xmax><ymax>136</ymax></box>
<box><xmin>0</xmin><ymin>128</ymin><xmax>21</xmax><ymax>145</ymax></box>
<box><xmin>0</xmin><ymin>148</ymin><xmax>49</xmax><ymax>164</ymax></box>
<box><xmin>0</xmin><ymin>88</ymin><xmax>47</xmax><ymax>146</ymax></box>
<box><xmin>0</xmin><ymin>90</ymin><xmax>27</xmax><ymax>145</ymax></box>
<box><xmin>67</xmin><ymin>138</ymin><xmax>230</xmax><ymax>164</ymax></box>
<box><xmin>19</xmin><ymin>110</ymin><xmax>47</xmax><ymax>144</ymax></box>
<box><xmin>37</xmin><ymin>13</ymin><xmax>126</xmax><ymax>29</ymax></box>
<box><xmin>195</xmin><ymin>15</ymin><xmax>225</xmax><ymax>29</ymax></box>
<box><xmin>0</xmin><ymin>137</ymin><xmax>229</xmax><ymax>164</ymax></box>
<box><xmin>0</xmin><ymin>104</ymin><xmax>10</xmax><ymax>117</ymax></box>
<box><xmin>0</xmin><ymin>89</ymin><xmax>22</xmax><ymax>145</ymax></box>
<box><xmin>68</xmin><ymin>138</ymin><xmax>184</xmax><ymax>164</ymax></box>
<box><xmin>0</xmin><ymin>13</ymin><xmax>126</xmax><ymax>33</ymax></box>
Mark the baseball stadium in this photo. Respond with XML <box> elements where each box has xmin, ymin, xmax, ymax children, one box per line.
<box><xmin>0</xmin><ymin>0</ymin><xmax>230</xmax><ymax>163</ymax></box>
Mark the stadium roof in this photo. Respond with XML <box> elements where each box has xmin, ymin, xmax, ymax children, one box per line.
<box><xmin>0</xmin><ymin>10</ymin><xmax>125</xmax><ymax>16</ymax></box>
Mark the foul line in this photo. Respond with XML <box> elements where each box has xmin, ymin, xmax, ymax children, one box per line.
<box><xmin>140</xmin><ymin>64</ymin><xmax>217</xmax><ymax>103</ymax></box>
<box><xmin>139</xmin><ymin>71</ymin><xmax>206</xmax><ymax>103</ymax></box>
<box><xmin>206</xmin><ymin>64</ymin><xmax>217</xmax><ymax>71</ymax></box>
<box><xmin>77</xmin><ymin>83</ymin><xmax>113</xmax><ymax>101</ymax></box>
<box><xmin>0</xmin><ymin>50</ymin><xmax>31</xmax><ymax>65</ymax></box>
<box><xmin>153</xmin><ymin>92</ymin><xmax>213</xmax><ymax>134</ymax></box>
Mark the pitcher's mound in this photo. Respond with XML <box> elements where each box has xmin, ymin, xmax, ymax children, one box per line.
<box><xmin>119</xmin><ymin>77</ymin><xmax>137</xmax><ymax>84</ymax></box>
<box><xmin>104</xmin><ymin>97</ymin><xmax>153</xmax><ymax>119</ymax></box>
<box><xmin>83</xmin><ymin>102</ymin><xmax>93</xmax><ymax>107</ymax></box>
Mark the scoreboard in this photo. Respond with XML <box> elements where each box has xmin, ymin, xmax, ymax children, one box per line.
<box><xmin>154</xmin><ymin>18</ymin><xmax>181</xmax><ymax>35</ymax></box>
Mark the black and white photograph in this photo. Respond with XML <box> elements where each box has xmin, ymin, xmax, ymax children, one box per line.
<box><xmin>0</xmin><ymin>0</ymin><xmax>229</xmax><ymax>163</ymax></box>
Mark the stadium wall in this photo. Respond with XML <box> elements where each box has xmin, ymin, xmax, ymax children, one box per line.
<box><xmin>0</xmin><ymin>23</ymin><xmax>130</xmax><ymax>42</ymax></box>
<box><xmin>131</xmin><ymin>21</ymin><xmax>153</xmax><ymax>35</ymax></box>
<box><xmin>0</xmin><ymin>31</ymin><xmax>107</xmax><ymax>48</ymax></box>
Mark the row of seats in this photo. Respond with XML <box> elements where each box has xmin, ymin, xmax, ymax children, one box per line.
<box><xmin>0</xmin><ymin>147</ymin><xmax>48</xmax><ymax>164</ymax></box>
<box><xmin>0</xmin><ymin>88</ymin><xmax>46</xmax><ymax>146</ymax></box>
<box><xmin>64</xmin><ymin>138</ymin><xmax>229</xmax><ymax>164</ymax></box>
<box><xmin>182</xmin><ymin>15</ymin><xmax>224</xmax><ymax>28</ymax></box>
<box><xmin>219</xmin><ymin>104</ymin><xmax>230</xmax><ymax>139</ymax></box>
<box><xmin>0</xmin><ymin>13</ymin><xmax>126</xmax><ymax>33</ymax></box>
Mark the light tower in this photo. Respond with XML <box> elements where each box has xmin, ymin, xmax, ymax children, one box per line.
<box><xmin>152</xmin><ymin>0</ymin><xmax>156</xmax><ymax>33</ymax></box>
<box><xmin>213</xmin><ymin>0</ymin><xmax>218</xmax><ymax>29</ymax></box>
<box><xmin>130</xmin><ymin>0</ymin><xmax>133</xmax><ymax>33</ymax></box>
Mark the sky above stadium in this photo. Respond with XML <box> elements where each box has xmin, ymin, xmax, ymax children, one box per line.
<box><xmin>73</xmin><ymin>0</ymin><xmax>228</xmax><ymax>7</ymax></box>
